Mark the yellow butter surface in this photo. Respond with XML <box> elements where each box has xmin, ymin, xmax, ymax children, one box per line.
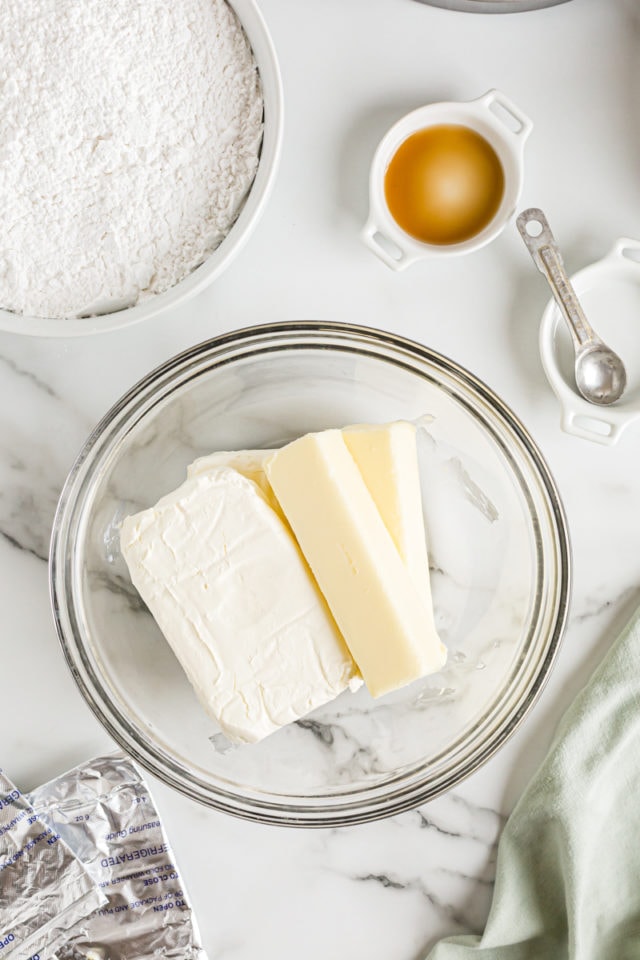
<box><xmin>265</xmin><ymin>430</ymin><xmax>446</xmax><ymax>697</ymax></box>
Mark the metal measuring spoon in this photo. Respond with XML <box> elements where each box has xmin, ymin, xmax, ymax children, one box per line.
<box><xmin>517</xmin><ymin>208</ymin><xmax>627</xmax><ymax>406</ymax></box>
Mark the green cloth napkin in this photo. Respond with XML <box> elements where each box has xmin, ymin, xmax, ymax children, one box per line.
<box><xmin>427</xmin><ymin>604</ymin><xmax>640</xmax><ymax>960</ymax></box>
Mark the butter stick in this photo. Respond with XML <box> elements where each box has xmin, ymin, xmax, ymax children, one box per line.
<box><xmin>342</xmin><ymin>421</ymin><xmax>432</xmax><ymax>595</ymax></box>
<box><xmin>265</xmin><ymin>430</ymin><xmax>447</xmax><ymax>697</ymax></box>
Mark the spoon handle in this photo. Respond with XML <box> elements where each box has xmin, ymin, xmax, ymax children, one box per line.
<box><xmin>516</xmin><ymin>208</ymin><xmax>597</xmax><ymax>350</ymax></box>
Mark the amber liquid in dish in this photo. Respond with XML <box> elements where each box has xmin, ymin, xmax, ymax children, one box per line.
<box><xmin>384</xmin><ymin>124</ymin><xmax>505</xmax><ymax>245</ymax></box>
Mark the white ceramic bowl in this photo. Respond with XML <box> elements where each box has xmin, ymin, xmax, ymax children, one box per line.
<box><xmin>540</xmin><ymin>238</ymin><xmax>640</xmax><ymax>445</ymax></box>
<box><xmin>0</xmin><ymin>0</ymin><xmax>283</xmax><ymax>338</ymax></box>
<box><xmin>362</xmin><ymin>89</ymin><xmax>532</xmax><ymax>271</ymax></box>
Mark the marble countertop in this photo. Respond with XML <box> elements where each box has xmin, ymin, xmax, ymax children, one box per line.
<box><xmin>2</xmin><ymin>0</ymin><xmax>640</xmax><ymax>956</ymax></box>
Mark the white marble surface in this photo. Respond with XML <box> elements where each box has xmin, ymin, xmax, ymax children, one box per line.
<box><xmin>2</xmin><ymin>0</ymin><xmax>640</xmax><ymax>955</ymax></box>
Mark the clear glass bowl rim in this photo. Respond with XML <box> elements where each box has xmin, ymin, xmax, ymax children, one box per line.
<box><xmin>50</xmin><ymin>321</ymin><xmax>571</xmax><ymax>827</ymax></box>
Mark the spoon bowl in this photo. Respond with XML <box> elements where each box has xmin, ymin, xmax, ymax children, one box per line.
<box><xmin>575</xmin><ymin>344</ymin><xmax>627</xmax><ymax>405</ymax></box>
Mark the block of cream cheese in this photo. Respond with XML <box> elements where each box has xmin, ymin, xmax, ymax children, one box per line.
<box><xmin>265</xmin><ymin>431</ymin><xmax>447</xmax><ymax>698</ymax></box>
<box><xmin>120</xmin><ymin>468</ymin><xmax>361</xmax><ymax>743</ymax></box>
<box><xmin>188</xmin><ymin>449</ymin><xmax>276</xmax><ymax>505</ymax></box>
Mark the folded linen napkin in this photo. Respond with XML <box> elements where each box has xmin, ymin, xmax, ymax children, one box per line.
<box><xmin>427</xmin><ymin>603</ymin><xmax>640</xmax><ymax>960</ymax></box>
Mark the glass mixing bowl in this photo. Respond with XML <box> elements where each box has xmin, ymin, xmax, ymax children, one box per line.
<box><xmin>50</xmin><ymin>323</ymin><xmax>570</xmax><ymax>826</ymax></box>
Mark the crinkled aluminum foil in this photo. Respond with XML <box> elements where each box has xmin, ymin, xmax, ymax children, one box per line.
<box><xmin>0</xmin><ymin>767</ymin><xmax>105</xmax><ymax>960</ymax></box>
<box><xmin>27</xmin><ymin>753</ymin><xmax>208</xmax><ymax>960</ymax></box>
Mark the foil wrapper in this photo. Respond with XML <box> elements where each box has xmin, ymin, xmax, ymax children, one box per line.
<box><xmin>27</xmin><ymin>753</ymin><xmax>207</xmax><ymax>960</ymax></box>
<box><xmin>0</xmin><ymin>768</ymin><xmax>105</xmax><ymax>960</ymax></box>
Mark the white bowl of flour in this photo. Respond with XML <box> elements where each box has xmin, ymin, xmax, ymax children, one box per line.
<box><xmin>0</xmin><ymin>0</ymin><xmax>282</xmax><ymax>337</ymax></box>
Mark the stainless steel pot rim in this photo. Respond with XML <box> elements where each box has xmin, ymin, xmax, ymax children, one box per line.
<box><xmin>415</xmin><ymin>0</ymin><xmax>571</xmax><ymax>12</ymax></box>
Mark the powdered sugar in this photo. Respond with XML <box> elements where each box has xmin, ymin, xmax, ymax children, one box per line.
<box><xmin>0</xmin><ymin>0</ymin><xmax>263</xmax><ymax>320</ymax></box>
